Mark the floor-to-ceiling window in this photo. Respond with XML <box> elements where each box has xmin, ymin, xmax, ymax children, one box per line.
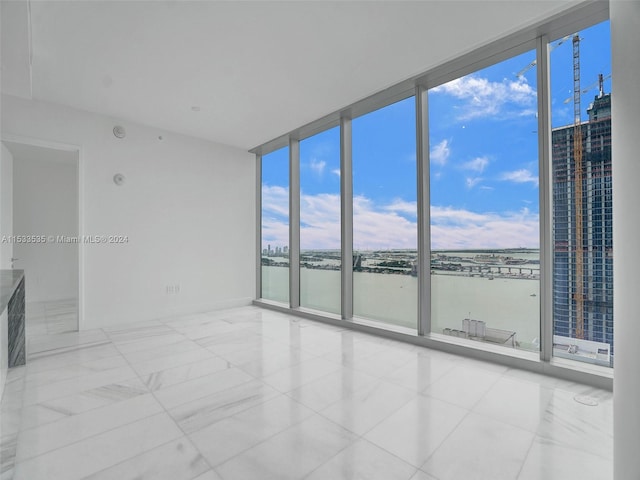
<box><xmin>351</xmin><ymin>97</ymin><xmax>417</xmax><ymax>330</ymax></box>
<box><xmin>299</xmin><ymin>127</ymin><xmax>341</xmax><ymax>314</ymax></box>
<box><xmin>428</xmin><ymin>49</ymin><xmax>540</xmax><ymax>352</ymax></box>
<box><xmin>550</xmin><ymin>20</ymin><xmax>613</xmax><ymax>367</ymax></box>
<box><xmin>261</xmin><ymin>146</ymin><xmax>290</xmax><ymax>304</ymax></box>
<box><xmin>255</xmin><ymin>9</ymin><xmax>612</xmax><ymax>381</ymax></box>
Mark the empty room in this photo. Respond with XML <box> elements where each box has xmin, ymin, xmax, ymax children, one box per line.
<box><xmin>1</xmin><ymin>1</ymin><xmax>638</xmax><ymax>479</ymax></box>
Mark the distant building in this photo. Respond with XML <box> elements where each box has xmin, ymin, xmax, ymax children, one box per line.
<box><xmin>552</xmin><ymin>89</ymin><xmax>613</xmax><ymax>361</ymax></box>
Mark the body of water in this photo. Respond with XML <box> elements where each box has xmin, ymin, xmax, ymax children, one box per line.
<box><xmin>262</xmin><ymin>265</ymin><xmax>540</xmax><ymax>351</ymax></box>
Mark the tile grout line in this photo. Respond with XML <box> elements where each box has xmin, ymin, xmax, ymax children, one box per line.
<box><xmin>105</xmin><ymin>317</ymin><xmax>264</xmax><ymax>476</ymax></box>
<box><xmin>9</xmin><ymin>308</ymin><xmax>190</xmax><ymax>476</ymax></box>
<box><xmin>11</xmin><ymin>346</ymin><xmax>162</xmax><ymax>473</ymax></box>
<box><xmin>514</xmin><ymin>432</ymin><xmax>539</xmax><ymax>480</ymax></box>
<box><xmin>126</xmin><ymin>311</ymin><xmax>341</xmax><ymax>477</ymax></box>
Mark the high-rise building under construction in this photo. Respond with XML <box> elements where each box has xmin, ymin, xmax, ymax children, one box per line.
<box><xmin>552</xmin><ymin>86</ymin><xmax>613</xmax><ymax>363</ymax></box>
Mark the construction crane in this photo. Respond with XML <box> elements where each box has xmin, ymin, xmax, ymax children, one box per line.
<box><xmin>515</xmin><ymin>34</ymin><xmax>572</xmax><ymax>78</ymax></box>
<box><xmin>572</xmin><ymin>33</ymin><xmax>585</xmax><ymax>340</ymax></box>
<box><xmin>518</xmin><ymin>33</ymin><xmax>608</xmax><ymax>342</ymax></box>
<box><xmin>563</xmin><ymin>73</ymin><xmax>611</xmax><ymax>104</ymax></box>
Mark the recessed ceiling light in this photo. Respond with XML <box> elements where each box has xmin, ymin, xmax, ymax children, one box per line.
<box><xmin>191</xmin><ymin>106</ymin><xmax>201</xmax><ymax>112</ymax></box>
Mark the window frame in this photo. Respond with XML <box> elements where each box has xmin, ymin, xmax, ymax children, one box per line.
<box><xmin>253</xmin><ymin>1</ymin><xmax>612</xmax><ymax>390</ymax></box>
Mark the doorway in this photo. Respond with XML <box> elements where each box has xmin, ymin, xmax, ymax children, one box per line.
<box><xmin>2</xmin><ymin>140</ymin><xmax>80</xmax><ymax>334</ymax></box>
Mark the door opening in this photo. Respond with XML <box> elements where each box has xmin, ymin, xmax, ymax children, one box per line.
<box><xmin>2</xmin><ymin>141</ymin><xmax>80</xmax><ymax>335</ymax></box>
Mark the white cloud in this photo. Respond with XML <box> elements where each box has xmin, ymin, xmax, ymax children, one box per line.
<box><xmin>261</xmin><ymin>185</ymin><xmax>289</xmax><ymax>218</ymax></box>
<box><xmin>262</xmin><ymin>188</ymin><xmax>418</xmax><ymax>250</ymax></box>
<box><xmin>432</xmin><ymin>75</ymin><xmax>536</xmax><ymax>121</ymax></box>
<box><xmin>300</xmin><ymin>192</ymin><xmax>342</xmax><ymax>249</ymax></box>
<box><xmin>431</xmin><ymin>206</ymin><xmax>539</xmax><ymax>249</ymax></box>
<box><xmin>261</xmin><ymin>218</ymin><xmax>290</xmax><ymax>249</ymax></box>
<box><xmin>430</xmin><ymin>139</ymin><xmax>451</xmax><ymax>166</ymax></box>
<box><xmin>500</xmin><ymin>169</ymin><xmax>539</xmax><ymax>186</ymax></box>
<box><xmin>309</xmin><ymin>158</ymin><xmax>326</xmax><ymax>175</ymax></box>
<box><xmin>462</xmin><ymin>156</ymin><xmax>489</xmax><ymax>173</ymax></box>
<box><xmin>518</xmin><ymin>108</ymin><xmax>538</xmax><ymax>118</ymax></box>
<box><xmin>465</xmin><ymin>177</ymin><xmax>483</xmax><ymax>189</ymax></box>
<box><xmin>261</xmin><ymin>185</ymin><xmax>290</xmax><ymax>248</ymax></box>
<box><xmin>353</xmin><ymin>196</ymin><xmax>417</xmax><ymax>250</ymax></box>
<box><xmin>431</xmin><ymin>206</ymin><xmax>488</xmax><ymax>224</ymax></box>
<box><xmin>331</xmin><ymin>169</ymin><xmax>341</xmax><ymax>177</ymax></box>
<box><xmin>262</xmin><ymin>186</ymin><xmax>538</xmax><ymax>251</ymax></box>
<box><xmin>261</xmin><ymin>186</ymin><xmax>418</xmax><ymax>250</ymax></box>
<box><xmin>383</xmin><ymin>199</ymin><xmax>417</xmax><ymax>217</ymax></box>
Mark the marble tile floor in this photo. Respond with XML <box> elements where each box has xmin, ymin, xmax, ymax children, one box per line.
<box><xmin>26</xmin><ymin>299</ymin><xmax>78</xmax><ymax>336</ymax></box>
<box><xmin>0</xmin><ymin>305</ymin><xmax>612</xmax><ymax>480</ymax></box>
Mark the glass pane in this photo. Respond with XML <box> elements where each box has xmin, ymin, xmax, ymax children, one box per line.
<box><xmin>551</xmin><ymin>21</ymin><xmax>613</xmax><ymax>367</ymax></box>
<box><xmin>429</xmin><ymin>50</ymin><xmax>540</xmax><ymax>352</ymax></box>
<box><xmin>352</xmin><ymin>97</ymin><xmax>417</xmax><ymax>329</ymax></box>
<box><xmin>299</xmin><ymin>127</ymin><xmax>341</xmax><ymax>314</ymax></box>
<box><xmin>261</xmin><ymin>147</ymin><xmax>289</xmax><ymax>303</ymax></box>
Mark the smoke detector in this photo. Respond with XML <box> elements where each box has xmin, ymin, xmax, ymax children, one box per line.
<box><xmin>113</xmin><ymin>125</ymin><xmax>126</xmax><ymax>139</ymax></box>
<box><xmin>113</xmin><ymin>173</ymin><xmax>125</xmax><ymax>186</ymax></box>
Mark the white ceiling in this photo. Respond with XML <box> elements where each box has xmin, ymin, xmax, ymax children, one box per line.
<box><xmin>2</xmin><ymin>1</ymin><xmax>581</xmax><ymax>150</ymax></box>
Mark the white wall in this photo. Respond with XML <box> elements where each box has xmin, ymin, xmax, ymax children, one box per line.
<box><xmin>1</xmin><ymin>94</ymin><xmax>256</xmax><ymax>329</ymax></box>
<box><xmin>13</xmin><ymin>152</ymin><xmax>78</xmax><ymax>302</ymax></box>
<box><xmin>0</xmin><ymin>143</ymin><xmax>13</xmax><ymax>269</ymax></box>
<box><xmin>611</xmin><ymin>2</ymin><xmax>640</xmax><ymax>479</ymax></box>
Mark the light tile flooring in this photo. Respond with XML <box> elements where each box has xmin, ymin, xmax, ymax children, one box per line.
<box><xmin>26</xmin><ymin>299</ymin><xmax>78</xmax><ymax>335</ymax></box>
<box><xmin>1</xmin><ymin>306</ymin><xmax>612</xmax><ymax>480</ymax></box>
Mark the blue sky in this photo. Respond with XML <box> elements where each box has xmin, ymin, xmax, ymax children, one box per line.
<box><xmin>262</xmin><ymin>21</ymin><xmax>611</xmax><ymax>251</ymax></box>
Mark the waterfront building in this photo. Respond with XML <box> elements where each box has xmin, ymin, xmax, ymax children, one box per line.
<box><xmin>552</xmin><ymin>88</ymin><xmax>613</xmax><ymax>359</ymax></box>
